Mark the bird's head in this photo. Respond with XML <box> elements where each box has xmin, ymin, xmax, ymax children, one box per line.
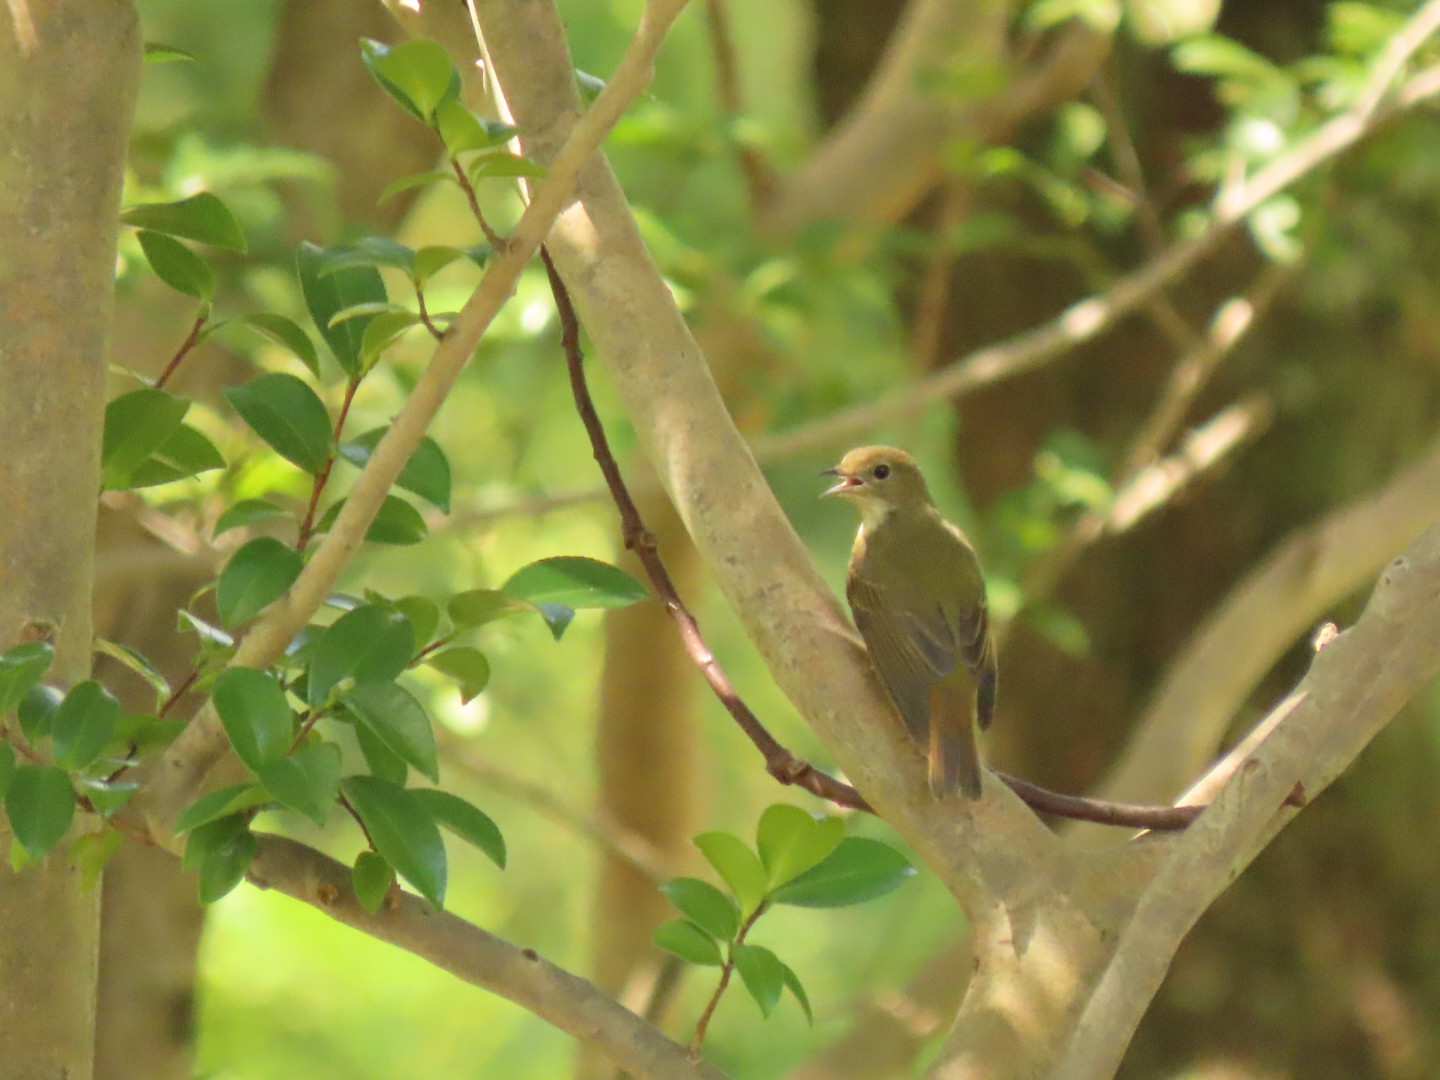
<box><xmin>822</xmin><ymin>446</ymin><xmax>933</xmax><ymax>524</ymax></box>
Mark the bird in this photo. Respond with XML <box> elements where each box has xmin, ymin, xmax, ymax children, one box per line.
<box><xmin>822</xmin><ymin>446</ymin><xmax>996</xmax><ymax>798</ymax></box>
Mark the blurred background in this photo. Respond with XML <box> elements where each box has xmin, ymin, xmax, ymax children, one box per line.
<box><xmin>102</xmin><ymin>0</ymin><xmax>1440</xmax><ymax>1077</ymax></box>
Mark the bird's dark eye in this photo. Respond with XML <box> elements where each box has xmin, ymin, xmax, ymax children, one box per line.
<box><xmin>872</xmin><ymin>464</ymin><xmax>891</xmax><ymax>480</ymax></box>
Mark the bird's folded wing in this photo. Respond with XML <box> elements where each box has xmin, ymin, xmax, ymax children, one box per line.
<box><xmin>847</xmin><ymin>576</ymin><xmax>954</xmax><ymax>744</ymax></box>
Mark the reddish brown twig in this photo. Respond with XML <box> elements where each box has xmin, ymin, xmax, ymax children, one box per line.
<box><xmin>540</xmin><ymin>248</ymin><xmax>1207</xmax><ymax>831</ymax></box>
<box><xmin>154</xmin><ymin>311</ymin><xmax>208</xmax><ymax>390</ymax></box>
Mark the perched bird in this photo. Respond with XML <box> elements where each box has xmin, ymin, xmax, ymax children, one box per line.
<box><xmin>823</xmin><ymin>446</ymin><xmax>996</xmax><ymax>798</ymax></box>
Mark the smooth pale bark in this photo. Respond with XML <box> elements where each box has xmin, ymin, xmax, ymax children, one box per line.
<box><xmin>0</xmin><ymin>3</ymin><xmax>142</xmax><ymax>1078</ymax></box>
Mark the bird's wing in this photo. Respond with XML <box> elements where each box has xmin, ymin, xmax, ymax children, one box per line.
<box><xmin>847</xmin><ymin>575</ymin><xmax>951</xmax><ymax>745</ymax></box>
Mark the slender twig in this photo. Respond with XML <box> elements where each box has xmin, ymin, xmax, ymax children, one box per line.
<box><xmin>296</xmin><ymin>375</ymin><xmax>362</xmax><ymax>552</ymax></box>
<box><xmin>690</xmin><ymin>903</ymin><xmax>765</xmax><ymax>1055</ymax></box>
<box><xmin>154</xmin><ymin>311</ymin><xmax>208</xmax><ymax>390</ymax></box>
<box><xmin>157</xmin><ymin>668</ymin><xmax>199</xmax><ymax>719</ymax></box>
<box><xmin>338</xmin><ymin>792</ymin><xmax>379</xmax><ymax>852</ymax></box>
<box><xmin>448</xmin><ymin>156</ymin><xmax>506</xmax><ymax>251</ymax></box>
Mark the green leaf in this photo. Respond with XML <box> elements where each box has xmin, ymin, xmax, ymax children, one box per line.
<box><xmin>394</xmin><ymin>596</ymin><xmax>440</xmax><ymax>649</ymax></box>
<box><xmin>779</xmin><ymin>954</ymin><xmax>814</xmax><ymax>1024</ymax></box>
<box><xmin>341</xmin><ymin>775</ymin><xmax>446</xmax><ymax>909</ymax></box>
<box><xmin>412</xmin><ymin>245</ymin><xmax>472</xmax><ymax>288</ymax></box>
<box><xmin>756</xmin><ymin>805</ymin><xmax>846</xmax><ymax>889</ymax></box>
<box><xmin>733</xmin><ymin>944</ymin><xmax>787</xmax><ymax>1018</ymax></box>
<box><xmin>211</xmin><ymin>667</ymin><xmax>295</xmax><ymax>771</ymax></box>
<box><xmin>74</xmin><ymin>775</ymin><xmax>138</xmax><ymax>818</ymax></box>
<box><xmin>341</xmin><ymin>681</ymin><xmax>438</xmax><ymax>782</ymax></box>
<box><xmin>771</xmin><ymin>837</ymin><xmax>915</xmax><ymax>908</ymax></box>
<box><xmin>216</xmin><ymin>537</ymin><xmax>303</xmax><ymax>627</ymax></box>
<box><xmin>18</xmin><ymin>684</ymin><xmax>63</xmax><ymax>741</ymax></box>
<box><xmin>136</xmin><ymin>230</ymin><xmax>214</xmax><ymax>301</ymax></box>
<box><xmin>532</xmin><ymin>603</ymin><xmax>575</xmax><ymax>641</ymax></box>
<box><xmin>50</xmin><ymin>680</ymin><xmax>120</xmax><ymax>770</ymax></box>
<box><xmin>337</xmin><ymin>427</ymin><xmax>452</xmax><ymax>512</ymax></box>
<box><xmin>359</xmin><ymin>38</ymin><xmax>458</xmax><ymax>121</ymax></box>
<box><xmin>466</xmin><ymin>152</ymin><xmax>547</xmax><ymax>184</ymax></box>
<box><xmin>314</xmin><ymin>495</ymin><xmax>429</xmax><ymax>546</ymax></box>
<box><xmin>94</xmin><ymin>640</ymin><xmax>171</xmax><ymax>705</ymax></box>
<box><xmin>652</xmin><ymin>920</ymin><xmax>723</xmax><ymax>966</ymax></box>
<box><xmin>660</xmin><ymin>878</ymin><xmax>740</xmax><ymax>942</ymax></box>
<box><xmin>224</xmin><ymin>372</ymin><xmax>333</xmax><ymax>474</ymax></box>
<box><xmin>143</xmin><ymin>42</ymin><xmax>199</xmax><ymax>63</ymax></box>
<box><xmin>194</xmin><ymin>818</ymin><xmax>258</xmax><ymax>903</ymax></box>
<box><xmin>359</xmin><ymin>310</ymin><xmax>421</xmax><ymax>364</ymax></box>
<box><xmin>257</xmin><ymin>742</ymin><xmax>342</xmax><ymax>827</ymax></box>
<box><xmin>308</xmin><ymin>605</ymin><xmax>416</xmax><ymax>706</ymax></box>
<box><xmin>126</xmin><ymin>423</ymin><xmax>226</xmax><ymax>488</ymax></box>
<box><xmin>183</xmin><ymin>813</ymin><xmax>246</xmax><ymax>871</ymax></box>
<box><xmin>214</xmin><ymin>499</ymin><xmax>288</xmax><ymax>538</ymax></box>
<box><xmin>101</xmin><ymin>388</ymin><xmax>190</xmax><ymax>490</ymax></box>
<box><xmin>0</xmin><ymin>742</ymin><xmax>14</xmax><ymax>801</ymax></box>
<box><xmin>174</xmin><ymin>782</ymin><xmax>270</xmax><ymax>834</ymax></box>
<box><xmin>353</xmin><ymin>849</ymin><xmax>394</xmax><ymax>913</ymax></box>
<box><xmin>424</xmin><ymin>647</ymin><xmax>490</xmax><ymax>703</ymax></box>
<box><xmin>178</xmin><ymin>610</ymin><xmax>235</xmax><ymax>650</ymax></box>
<box><xmin>240</xmin><ymin>312</ymin><xmax>320</xmax><ymax>378</ymax></box>
<box><xmin>447</xmin><ymin>589</ymin><xmax>531</xmax><ymax>630</ymax></box>
<box><xmin>69</xmin><ymin>826</ymin><xmax>125</xmax><ymax>892</ymax></box>
<box><xmin>122</xmin><ymin>192</ymin><xmax>246</xmax><ymax>252</ymax></box>
<box><xmin>694</xmin><ymin>832</ymin><xmax>769</xmax><ymax>914</ymax></box>
<box><xmin>0</xmin><ymin>641</ymin><xmax>55</xmax><ymax>715</ymax></box>
<box><xmin>503</xmin><ymin>557</ymin><xmax>648</xmax><ymax>610</ymax></box>
<box><xmin>354</xmin><ymin>718</ymin><xmax>408</xmax><ymax>784</ymax></box>
<box><xmin>377</xmin><ymin>170</ymin><xmax>457</xmax><ymax>203</ymax></box>
<box><xmin>5</xmin><ymin>765</ymin><xmax>75</xmax><ymax>859</ymax></box>
<box><xmin>316</xmin><ymin>237</ymin><xmax>416</xmax><ymax>278</ymax></box>
<box><xmin>296</xmin><ymin>241</ymin><xmax>389</xmax><ymax>376</ymax></box>
<box><xmin>411</xmin><ymin>788</ymin><xmax>505</xmax><ymax>868</ymax></box>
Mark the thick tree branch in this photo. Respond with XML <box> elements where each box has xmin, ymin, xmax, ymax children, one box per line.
<box><xmin>246</xmin><ymin>835</ymin><xmax>728</xmax><ymax>1080</ymax></box>
<box><xmin>1054</xmin><ymin>517</ymin><xmax>1440</xmax><ymax>1079</ymax></box>
<box><xmin>134</xmin><ymin>0</ymin><xmax>691</xmax><ymax>843</ymax></box>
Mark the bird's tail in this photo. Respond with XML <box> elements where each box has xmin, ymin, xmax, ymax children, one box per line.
<box><xmin>928</xmin><ymin>680</ymin><xmax>983</xmax><ymax>799</ymax></box>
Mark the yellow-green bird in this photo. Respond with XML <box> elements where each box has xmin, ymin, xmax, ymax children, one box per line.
<box><xmin>823</xmin><ymin>446</ymin><xmax>996</xmax><ymax>798</ymax></box>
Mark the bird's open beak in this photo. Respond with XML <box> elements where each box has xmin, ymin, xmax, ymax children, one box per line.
<box><xmin>821</xmin><ymin>468</ymin><xmax>860</xmax><ymax>497</ymax></box>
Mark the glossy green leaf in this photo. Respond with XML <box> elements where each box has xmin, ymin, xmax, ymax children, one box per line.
<box><xmin>314</xmin><ymin>495</ymin><xmax>428</xmax><ymax>546</ymax></box>
<box><xmin>359</xmin><ymin>310</ymin><xmax>421</xmax><ymax>364</ymax></box>
<box><xmin>377</xmin><ymin>170</ymin><xmax>456</xmax><ymax>203</ymax></box>
<box><xmin>0</xmin><ymin>742</ymin><xmax>12</xmax><ymax>800</ymax></box>
<box><xmin>240</xmin><ymin>312</ymin><xmax>320</xmax><ymax>377</ymax></box>
<box><xmin>532</xmin><ymin>603</ymin><xmax>575</xmax><ymax>641</ymax></box>
<box><xmin>50</xmin><ymin>680</ymin><xmax>121</xmax><ymax>770</ymax></box>
<box><xmin>503</xmin><ymin>557</ymin><xmax>648</xmax><ymax>609</ymax></box>
<box><xmin>337</xmin><ymin>427</ymin><xmax>452</xmax><ymax>512</ymax></box>
<box><xmin>308</xmin><ymin>605</ymin><xmax>416</xmax><ymax>706</ymax></box>
<box><xmin>126</xmin><ymin>423</ymin><xmax>225</xmax><ymax>488</ymax></box>
<box><xmin>660</xmin><ymin>878</ymin><xmax>740</xmax><ymax>942</ymax></box>
<box><xmin>734</xmin><ymin>944</ymin><xmax>787</xmax><ymax>1018</ymax></box>
<box><xmin>216</xmin><ymin>537</ymin><xmax>303</xmax><ymax>627</ymax></box>
<box><xmin>326</xmin><ymin>303</ymin><xmax>407</xmax><ymax>329</ymax></box>
<box><xmin>143</xmin><ymin>42</ymin><xmax>199</xmax><ymax>63</ymax></box>
<box><xmin>694</xmin><ymin>831</ymin><xmax>768</xmax><ymax>914</ymax></box>
<box><xmin>353</xmin><ymin>849</ymin><xmax>393</xmax><ymax>913</ymax></box>
<box><xmin>5</xmin><ymin>765</ymin><xmax>75</xmax><ymax>859</ymax></box>
<box><xmin>17</xmin><ymin>684</ymin><xmax>63</xmax><ymax>741</ymax></box>
<box><xmin>652</xmin><ymin>919</ymin><xmax>723</xmax><ymax>966</ymax></box>
<box><xmin>394</xmin><ymin>596</ymin><xmax>440</xmax><ymax>649</ymax></box>
<box><xmin>0</xmin><ymin>641</ymin><xmax>55</xmax><ymax>715</ymax></box>
<box><xmin>434</xmin><ymin>99</ymin><xmax>514</xmax><ymax>155</ymax></box>
<box><xmin>411</xmin><ymin>788</ymin><xmax>505</xmax><ymax>868</ymax></box>
<box><xmin>771</xmin><ymin>837</ymin><xmax>915</xmax><ymax>908</ymax></box>
<box><xmin>424</xmin><ymin>647</ymin><xmax>490</xmax><ymax>703</ymax></box>
<box><xmin>214</xmin><ymin>499</ymin><xmax>288</xmax><ymax>538</ymax></box>
<box><xmin>447</xmin><ymin>589</ymin><xmax>531</xmax><ymax>630</ymax></box>
<box><xmin>224</xmin><ymin>372</ymin><xmax>333</xmax><ymax>474</ymax></box>
<box><xmin>195</xmin><ymin>818</ymin><xmax>258</xmax><ymax>903</ymax></box>
<box><xmin>101</xmin><ymin>388</ymin><xmax>190</xmax><ymax>490</ymax></box>
<box><xmin>174</xmin><ymin>782</ymin><xmax>270</xmax><ymax>834</ymax></box>
<box><xmin>211</xmin><ymin>667</ymin><xmax>295</xmax><ymax>771</ymax></box>
<box><xmin>69</xmin><ymin>826</ymin><xmax>125</xmax><ymax>892</ymax></box>
<box><xmin>757</xmin><ymin>805</ymin><xmax>846</xmax><ymax>889</ymax></box>
<box><xmin>466</xmin><ymin>152</ymin><xmax>547</xmax><ymax>184</ymax></box>
<box><xmin>354</xmin><ymin>719</ymin><xmax>408</xmax><ymax>785</ymax></box>
<box><xmin>359</xmin><ymin>38</ymin><xmax>457</xmax><ymax>121</ymax></box>
<box><xmin>412</xmin><ymin>245</ymin><xmax>471</xmax><ymax>287</ymax></box>
<box><xmin>177</xmin><ymin>610</ymin><xmax>235</xmax><ymax>650</ymax></box>
<box><xmin>94</xmin><ymin>640</ymin><xmax>170</xmax><ymax>705</ymax></box>
<box><xmin>257</xmin><ymin>742</ymin><xmax>342</xmax><ymax>827</ymax></box>
<box><xmin>341</xmin><ymin>681</ymin><xmax>437</xmax><ymax>782</ymax></box>
<box><xmin>315</xmin><ymin>237</ymin><xmax>416</xmax><ymax>278</ymax></box>
<box><xmin>341</xmin><ymin>775</ymin><xmax>446</xmax><ymax>909</ymax></box>
<box><xmin>122</xmin><ymin>192</ymin><xmax>246</xmax><ymax>252</ymax></box>
<box><xmin>136</xmin><ymin>230</ymin><xmax>215</xmax><ymax>301</ymax></box>
<box><xmin>74</xmin><ymin>775</ymin><xmax>139</xmax><ymax>819</ymax></box>
<box><xmin>296</xmin><ymin>241</ymin><xmax>388</xmax><ymax>376</ymax></box>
